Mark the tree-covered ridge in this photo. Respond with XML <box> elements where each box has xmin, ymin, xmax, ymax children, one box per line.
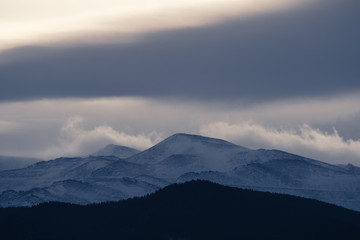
<box><xmin>1</xmin><ymin>180</ymin><xmax>360</xmax><ymax>239</ymax></box>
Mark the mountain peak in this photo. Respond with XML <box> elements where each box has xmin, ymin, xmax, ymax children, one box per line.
<box><xmin>165</xmin><ymin>133</ymin><xmax>241</xmax><ymax>147</ymax></box>
<box><xmin>91</xmin><ymin>144</ymin><xmax>140</xmax><ymax>159</ymax></box>
<box><xmin>126</xmin><ymin>133</ymin><xmax>248</xmax><ymax>169</ymax></box>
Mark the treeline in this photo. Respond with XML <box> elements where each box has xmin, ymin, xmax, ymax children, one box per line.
<box><xmin>1</xmin><ymin>180</ymin><xmax>360</xmax><ymax>239</ymax></box>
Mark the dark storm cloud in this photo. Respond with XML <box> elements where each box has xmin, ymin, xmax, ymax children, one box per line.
<box><xmin>0</xmin><ymin>0</ymin><xmax>359</xmax><ymax>102</ymax></box>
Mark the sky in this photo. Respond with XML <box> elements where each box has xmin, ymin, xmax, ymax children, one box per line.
<box><xmin>1</xmin><ymin>0</ymin><xmax>360</xmax><ymax>167</ymax></box>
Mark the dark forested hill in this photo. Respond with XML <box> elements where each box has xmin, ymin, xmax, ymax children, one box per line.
<box><xmin>1</xmin><ymin>180</ymin><xmax>360</xmax><ymax>240</ymax></box>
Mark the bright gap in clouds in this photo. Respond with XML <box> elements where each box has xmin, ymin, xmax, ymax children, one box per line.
<box><xmin>0</xmin><ymin>0</ymin><xmax>307</xmax><ymax>51</ymax></box>
<box><xmin>0</xmin><ymin>94</ymin><xmax>360</xmax><ymax>165</ymax></box>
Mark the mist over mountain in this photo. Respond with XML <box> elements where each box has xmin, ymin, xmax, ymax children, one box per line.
<box><xmin>0</xmin><ymin>156</ymin><xmax>41</xmax><ymax>171</ymax></box>
<box><xmin>91</xmin><ymin>144</ymin><xmax>140</xmax><ymax>158</ymax></box>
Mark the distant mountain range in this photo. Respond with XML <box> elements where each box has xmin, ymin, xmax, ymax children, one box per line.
<box><xmin>1</xmin><ymin>133</ymin><xmax>360</xmax><ymax>211</ymax></box>
<box><xmin>0</xmin><ymin>156</ymin><xmax>41</xmax><ymax>171</ymax></box>
<box><xmin>1</xmin><ymin>181</ymin><xmax>360</xmax><ymax>240</ymax></box>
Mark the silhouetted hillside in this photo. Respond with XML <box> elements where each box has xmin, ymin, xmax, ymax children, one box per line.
<box><xmin>1</xmin><ymin>180</ymin><xmax>360</xmax><ymax>239</ymax></box>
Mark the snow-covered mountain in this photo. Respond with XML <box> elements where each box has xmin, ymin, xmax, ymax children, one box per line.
<box><xmin>1</xmin><ymin>133</ymin><xmax>360</xmax><ymax>211</ymax></box>
<box><xmin>91</xmin><ymin>144</ymin><xmax>140</xmax><ymax>158</ymax></box>
<box><xmin>0</xmin><ymin>156</ymin><xmax>119</xmax><ymax>193</ymax></box>
<box><xmin>98</xmin><ymin>133</ymin><xmax>251</xmax><ymax>178</ymax></box>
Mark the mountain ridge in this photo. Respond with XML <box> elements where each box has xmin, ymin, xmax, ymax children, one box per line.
<box><xmin>1</xmin><ymin>133</ymin><xmax>360</xmax><ymax>211</ymax></box>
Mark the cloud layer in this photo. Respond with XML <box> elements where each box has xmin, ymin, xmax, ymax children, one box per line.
<box><xmin>0</xmin><ymin>94</ymin><xmax>359</xmax><ymax>165</ymax></box>
<box><xmin>0</xmin><ymin>0</ymin><xmax>301</xmax><ymax>51</ymax></box>
<box><xmin>1</xmin><ymin>0</ymin><xmax>359</xmax><ymax>102</ymax></box>
<box><xmin>1</xmin><ymin>0</ymin><xmax>359</xmax><ymax>167</ymax></box>
<box><xmin>39</xmin><ymin>116</ymin><xmax>160</xmax><ymax>159</ymax></box>
<box><xmin>200</xmin><ymin>122</ymin><xmax>360</xmax><ymax>165</ymax></box>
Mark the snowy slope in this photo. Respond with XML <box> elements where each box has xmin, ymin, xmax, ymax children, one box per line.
<box><xmin>177</xmin><ymin>156</ymin><xmax>360</xmax><ymax>210</ymax></box>
<box><xmin>95</xmin><ymin>133</ymin><xmax>251</xmax><ymax>179</ymax></box>
<box><xmin>0</xmin><ymin>156</ymin><xmax>119</xmax><ymax>192</ymax></box>
<box><xmin>1</xmin><ymin>133</ymin><xmax>360</xmax><ymax>211</ymax></box>
<box><xmin>128</xmin><ymin>133</ymin><xmax>250</xmax><ymax>172</ymax></box>
<box><xmin>0</xmin><ymin>178</ymin><xmax>159</xmax><ymax>207</ymax></box>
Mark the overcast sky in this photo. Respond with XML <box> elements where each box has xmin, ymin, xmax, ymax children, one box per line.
<box><xmin>1</xmin><ymin>0</ymin><xmax>360</xmax><ymax>167</ymax></box>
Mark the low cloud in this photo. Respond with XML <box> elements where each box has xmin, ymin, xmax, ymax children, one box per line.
<box><xmin>1</xmin><ymin>95</ymin><xmax>360</xmax><ymax>165</ymax></box>
<box><xmin>200</xmin><ymin>121</ymin><xmax>360</xmax><ymax>165</ymax></box>
<box><xmin>0</xmin><ymin>120</ymin><xmax>20</xmax><ymax>133</ymax></box>
<box><xmin>39</xmin><ymin>116</ymin><xmax>161</xmax><ymax>159</ymax></box>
